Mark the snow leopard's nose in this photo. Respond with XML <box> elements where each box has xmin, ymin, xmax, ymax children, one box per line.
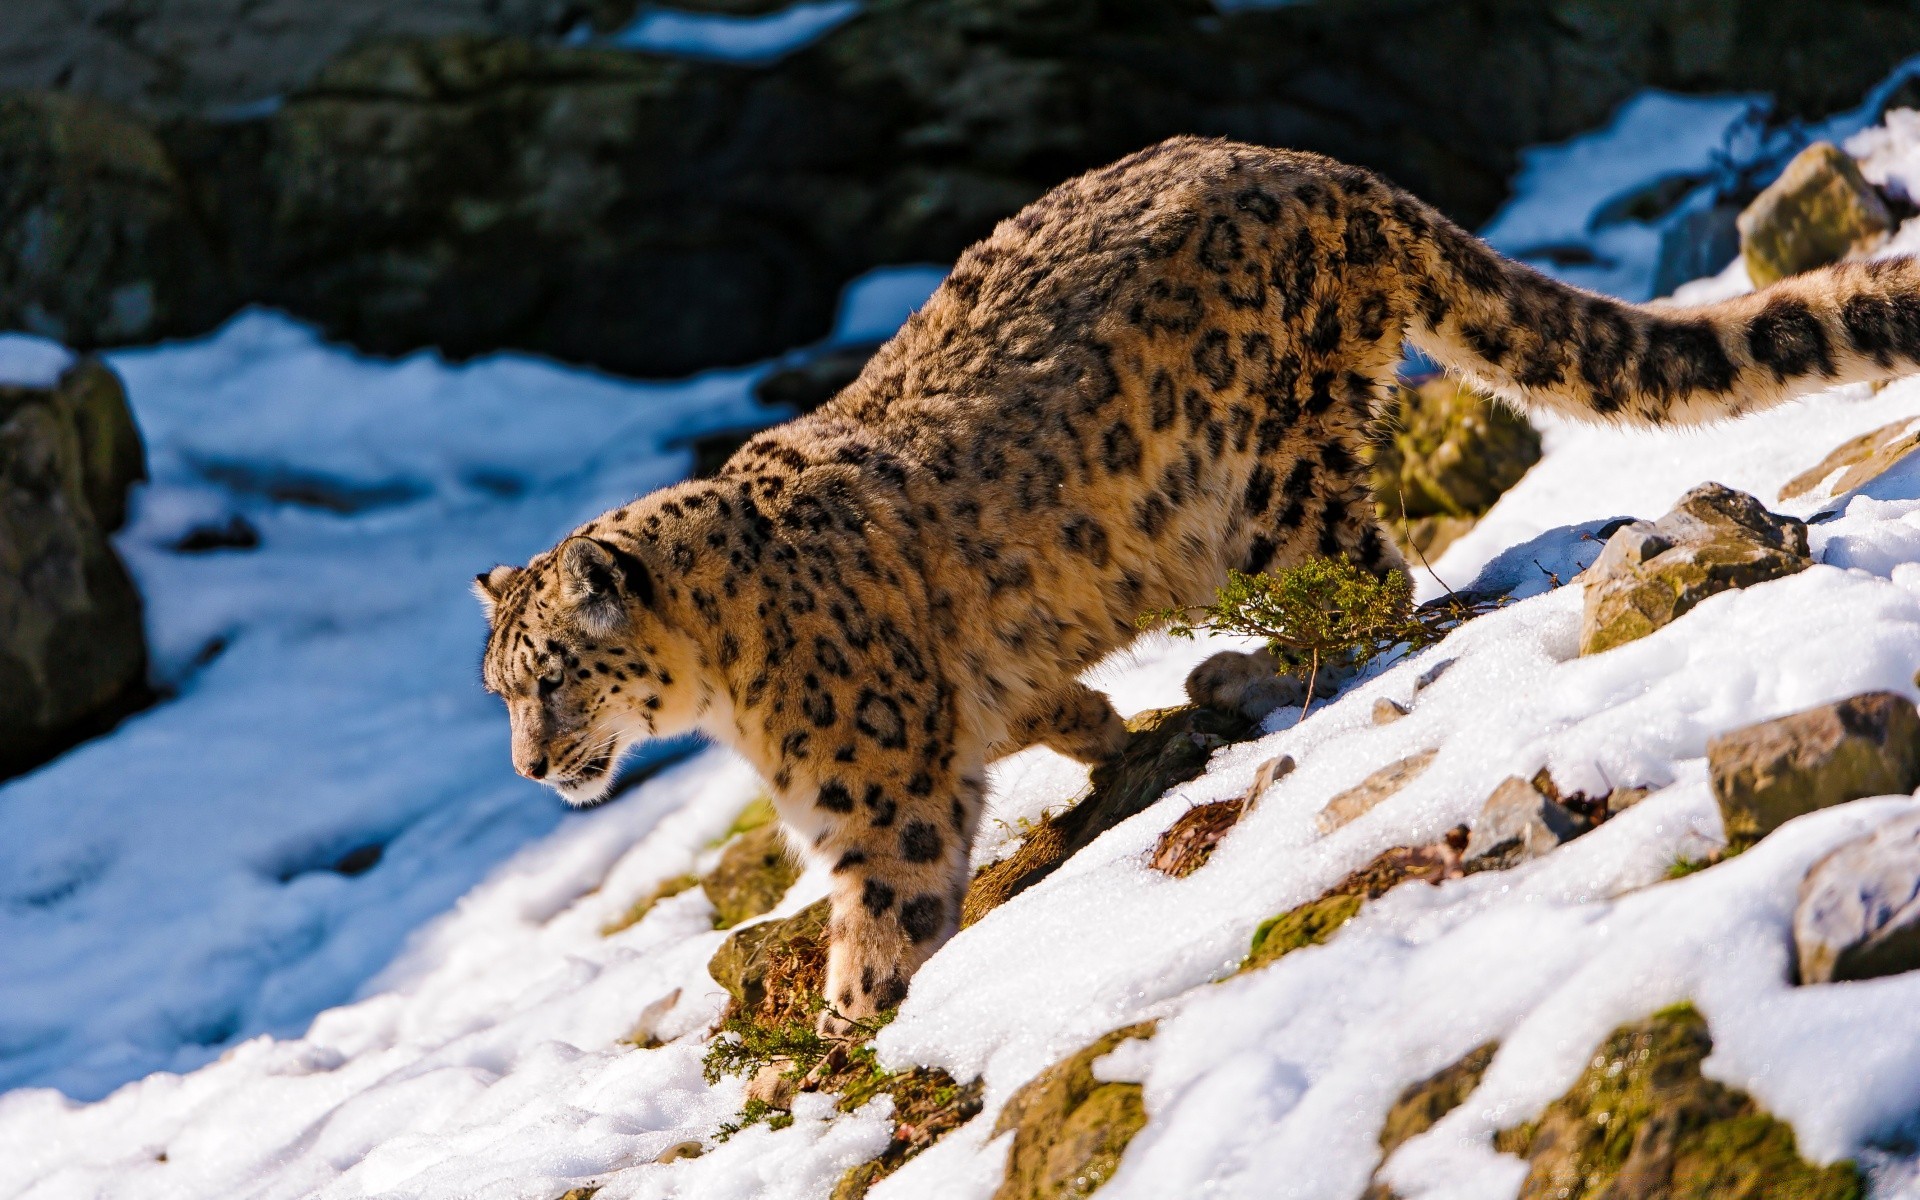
<box><xmin>519</xmin><ymin>753</ymin><xmax>548</xmax><ymax>780</ymax></box>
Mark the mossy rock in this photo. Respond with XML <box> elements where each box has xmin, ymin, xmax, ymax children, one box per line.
<box><xmin>1709</xmin><ymin>691</ymin><xmax>1920</xmax><ymax>848</ymax></box>
<box><xmin>1243</xmin><ymin>892</ymin><xmax>1363</xmax><ymax>972</ymax></box>
<box><xmin>992</xmin><ymin>1023</ymin><xmax>1157</xmax><ymax>1200</ymax></box>
<box><xmin>0</xmin><ymin>356</ymin><xmax>153</xmax><ymax>781</ymax></box>
<box><xmin>706</xmin><ymin>821</ymin><xmax>802</xmax><ymax>930</ymax></box>
<box><xmin>1371</xmin><ymin>377</ymin><xmax>1541</xmax><ymax>522</ymax></box>
<box><xmin>602</xmin><ymin>796</ymin><xmax>795</xmax><ymax>937</ymax></box>
<box><xmin>1738</xmin><ymin>141</ymin><xmax>1891</xmax><ymax>288</ymax></box>
<box><xmin>1378</xmin><ymin>1042</ymin><xmax>1497</xmax><ymax>1157</ymax></box>
<box><xmin>1241</xmin><ymin>840</ymin><xmax>1464</xmax><ymax>974</ymax></box>
<box><xmin>963</xmin><ymin>705</ymin><xmax>1253</xmax><ymax>926</ymax></box>
<box><xmin>1495</xmin><ymin>1004</ymin><xmax>1860</xmax><ymax>1200</ymax></box>
<box><xmin>1580</xmin><ymin>483</ymin><xmax>1810</xmax><ymax>656</ymax></box>
<box><xmin>1780</xmin><ymin>417</ymin><xmax>1920</xmax><ymax>503</ymax></box>
<box><xmin>707</xmin><ymin>898</ymin><xmax>830</xmax><ymax>1023</ymax></box>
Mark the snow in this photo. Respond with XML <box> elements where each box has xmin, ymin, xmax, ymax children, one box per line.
<box><xmin>1478</xmin><ymin>91</ymin><xmax>1766</xmax><ymax>301</ymax></box>
<box><xmin>599</xmin><ymin>1</ymin><xmax>862</xmax><ymax>64</ymax></box>
<box><xmin>0</xmin><ymin>333</ymin><xmax>75</xmax><ymax>388</ymax></box>
<box><xmin>13</xmin><ymin>85</ymin><xmax>1920</xmax><ymax>1200</ymax></box>
<box><xmin>831</xmin><ymin>266</ymin><xmax>948</xmax><ymax>346</ymax></box>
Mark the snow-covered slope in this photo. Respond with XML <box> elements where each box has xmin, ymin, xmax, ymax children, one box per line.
<box><xmin>12</xmin><ymin>96</ymin><xmax>1920</xmax><ymax>1200</ymax></box>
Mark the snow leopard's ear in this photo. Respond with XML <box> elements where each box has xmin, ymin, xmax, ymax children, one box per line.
<box><xmin>558</xmin><ymin>537</ymin><xmax>654</xmax><ymax>634</ymax></box>
<box><xmin>472</xmin><ymin>565</ymin><xmax>521</xmax><ymax>619</ymax></box>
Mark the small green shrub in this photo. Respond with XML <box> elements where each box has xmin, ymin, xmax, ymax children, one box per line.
<box><xmin>1141</xmin><ymin>558</ymin><xmax>1492</xmax><ymax>717</ymax></box>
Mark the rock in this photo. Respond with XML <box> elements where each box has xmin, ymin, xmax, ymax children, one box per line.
<box><xmin>707</xmin><ymin>897</ymin><xmax>829</xmax><ymax>1025</ymax></box>
<box><xmin>0</xmin><ymin>92</ymin><xmax>233</xmax><ymax>348</ymax></box>
<box><xmin>1244</xmin><ymin>892</ymin><xmax>1365</xmax><ymax>972</ymax></box>
<box><xmin>746</xmin><ymin>1060</ymin><xmax>797</xmax><ymax>1109</ymax></box>
<box><xmin>555</xmin><ymin>1188</ymin><xmax>601</xmax><ymax>1200</ymax></box>
<box><xmin>20</xmin><ymin>2</ymin><xmax>1920</xmax><ymax>375</ymax></box>
<box><xmin>1368</xmin><ymin>374</ymin><xmax>1540</xmax><ymax>564</ymax></box>
<box><xmin>655</xmin><ymin>1140</ymin><xmax>704</xmax><ymax>1163</ymax></box>
<box><xmin>1371</xmin><ymin>377</ymin><xmax>1541</xmax><ymax>523</ymax></box>
<box><xmin>1463</xmin><ymin>775</ymin><xmax>1591</xmax><ymax>869</ymax></box>
<box><xmin>1377</xmin><ymin>1042</ymin><xmax>1498</xmax><ymax>1157</ymax></box>
<box><xmin>0</xmin><ymin>355</ymin><xmax>152</xmax><ymax>779</ymax></box>
<box><xmin>963</xmin><ymin>704</ymin><xmax>1253</xmax><ymax>926</ymax></box>
<box><xmin>691</xmin><ymin>343</ymin><xmax>887</xmax><ymax>476</ymax></box>
<box><xmin>1779</xmin><ymin>416</ymin><xmax>1920</xmax><ymax>502</ymax></box>
<box><xmin>991</xmin><ymin>1023</ymin><xmax>1156</xmax><ymax>1200</ymax></box>
<box><xmin>0</xmin><ymin>0</ymin><xmax>592</xmax><ymax>118</ymax></box>
<box><xmin>1243</xmin><ymin>835</ymin><xmax>1465</xmax><ymax>973</ymax></box>
<box><xmin>1316</xmin><ymin>748</ymin><xmax>1438</xmax><ymax>833</ymax></box>
<box><xmin>1494</xmin><ymin>1004</ymin><xmax>1860</xmax><ymax>1200</ymax></box>
<box><xmin>1184</xmin><ymin>647</ymin><xmax>1349</xmax><ymax>722</ymax></box>
<box><xmin>1709</xmin><ymin>691</ymin><xmax>1920</xmax><ymax>847</ymax></box>
<box><xmin>1738</xmin><ymin>141</ymin><xmax>1892</xmax><ymax>288</ymax></box>
<box><xmin>1580</xmin><ymin>483</ymin><xmax>1811</xmax><ymax>656</ymax></box>
<box><xmin>1795</xmin><ymin>809</ymin><xmax>1920</xmax><ymax>984</ymax></box>
<box><xmin>1372</xmin><ymin>697</ymin><xmax>1410</xmax><ymax>725</ymax></box>
<box><xmin>618</xmin><ymin>987</ymin><xmax>681</xmax><ymax>1049</ymax></box>
<box><xmin>704</xmin><ymin>820</ymin><xmax>802</xmax><ymax>930</ymax></box>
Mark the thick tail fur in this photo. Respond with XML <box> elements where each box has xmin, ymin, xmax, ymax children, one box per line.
<box><xmin>1401</xmin><ymin>209</ymin><xmax>1920</xmax><ymax>427</ymax></box>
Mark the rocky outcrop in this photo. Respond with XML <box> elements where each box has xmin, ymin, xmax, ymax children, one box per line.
<box><xmin>14</xmin><ymin>0</ymin><xmax>1920</xmax><ymax>374</ymax></box>
<box><xmin>0</xmin><ymin>0</ymin><xmax>604</xmax><ymax>118</ymax></box>
<box><xmin>1580</xmin><ymin>483</ymin><xmax>1811</xmax><ymax>656</ymax></box>
<box><xmin>0</xmin><ymin>92</ymin><xmax>233</xmax><ymax>348</ymax></box>
<box><xmin>1795</xmin><ymin>809</ymin><xmax>1920</xmax><ymax>984</ymax></box>
<box><xmin>1780</xmin><ymin>416</ymin><xmax>1920</xmax><ymax>502</ymax></box>
<box><xmin>991</xmin><ymin>1022</ymin><xmax>1156</xmax><ymax>1200</ymax></box>
<box><xmin>1370</xmin><ymin>377</ymin><xmax>1541</xmax><ymax>561</ymax></box>
<box><xmin>1</xmin><ymin>355</ymin><xmax>150</xmax><ymax>779</ymax></box>
<box><xmin>1494</xmin><ymin>1005</ymin><xmax>1860</xmax><ymax>1200</ymax></box>
<box><xmin>1738</xmin><ymin>141</ymin><xmax>1893</xmax><ymax>288</ymax></box>
<box><xmin>1709</xmin><ymin>691</ymin><xmax>1920</xmax><ymax>847</ymax></box>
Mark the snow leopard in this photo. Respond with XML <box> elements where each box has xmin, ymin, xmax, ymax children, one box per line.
<box><xmin>477</xmin><ymin>135</ymin><xmax>1920</xmax><ymax>1031</ymax></box>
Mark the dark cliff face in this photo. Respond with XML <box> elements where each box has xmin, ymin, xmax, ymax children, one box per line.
<box><xmin>7</xmin><ymin>0</ymin><xmax>1920</xmax><ymax>376</ymax></box>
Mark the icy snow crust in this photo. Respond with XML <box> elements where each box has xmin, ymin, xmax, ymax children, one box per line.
<box><xmin>15</xmin><ymin>103</ymin><xmax>1920</xmax><ymax>1199</ymax></box>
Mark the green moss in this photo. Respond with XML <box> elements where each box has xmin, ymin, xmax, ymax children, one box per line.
<box><xmin>714</xmin><ymin>1098</ymin><xmax>795</xmax><ymax>1141</ymax></box>
<box><xmin>1495</xmin><ymin>1004</ymin><xmax>1860</xmax><ymax>1200</ymax></box>
<box><xmin>1666</xmin><ymin>855</ymin><xmax>1716</xmax><ymax>879</ymax></box>
<box><xmin>1243</xmin><ymin>892</ymin><xmax>1363</xmax><ymax>972</ymax></box>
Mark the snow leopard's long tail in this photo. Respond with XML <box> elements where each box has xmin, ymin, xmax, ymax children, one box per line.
<box><xmin>1400</xmin><ymin>201</ymin><xmax>1920</xmax><ymax>427</ymax></box>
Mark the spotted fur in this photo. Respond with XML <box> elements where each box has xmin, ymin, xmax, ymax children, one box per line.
<box><xmin>478</xmin><ymin>137</ymin><xmax>1920</xmax><ymax>1028</ymax></box>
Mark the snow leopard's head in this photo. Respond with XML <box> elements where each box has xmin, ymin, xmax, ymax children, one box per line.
<box><xmin>475</xmin><ymin>536</ymin><xmax>699</xmax><ymax>806</ymax></box>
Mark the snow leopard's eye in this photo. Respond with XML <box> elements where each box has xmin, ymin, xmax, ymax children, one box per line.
<box><xmin>538</xmin><ymin>671</ymin><xmax>561</xmax><ymax>698</ymax></box>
